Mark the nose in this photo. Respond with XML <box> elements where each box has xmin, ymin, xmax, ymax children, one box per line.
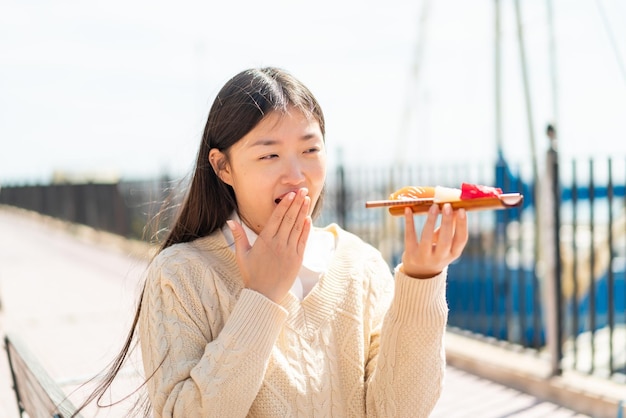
<box><xmin>282</xmin><ymin>156</ymin><xmax>306</xmax><ymax>185</ymax></box>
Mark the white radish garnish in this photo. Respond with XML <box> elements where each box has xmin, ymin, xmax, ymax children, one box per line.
<box><xmin>434</xmin><ymin>186</ymin><xmax>462</xmax><ymax>203</ymax></box>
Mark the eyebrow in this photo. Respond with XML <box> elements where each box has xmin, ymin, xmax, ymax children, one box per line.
<box><xmin>249</xmin><ymin>133</ymin><xmax>320</xmax><ymax>147</ymax></box>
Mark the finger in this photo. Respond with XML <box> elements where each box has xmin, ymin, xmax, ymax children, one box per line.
<box><xmin>403</xmin><ymin>206</ymin><xmax>418</xmax><ymax>248</ymax></box>
<box><xmin>286</xmin><ymin>194</ymin><xmax>311</xmax><ymax>247</ymax></box>
<box><xmin>450</xmin><ymin>208</ymin><xmax>469</xmax><ymax>257</ymax></box>
<box><xmin>431</xmin><ymin>228</ymin><xmax>440</xmax><ymax>245</ymax></box>
<box><xmin>276</xmin><ymin>188</ymin><xmax>308</xmax><ymax>241</ymax></box>
<box><xmin>265</xmin><ymin>191</ymin><xmax>297</xmax><ymax>237</ymax></box>
<box><xmin>297</xmin><ymin>216</ymin><xmax>312</xmax><ymax>256</ymax></box>
<box><xmin>419</xmin><ymin>204</ymin><xmax>440</xmax><ymax>246</ymax></box>
<box><xmin>226</xmin><ymin>220</ymin><xmax>251</xmax><ymax>257</ymax></box>
<box><xmin>435</xmin><ymin>203</ymin><xmax>454</xmax><ymax>252</ymax></box>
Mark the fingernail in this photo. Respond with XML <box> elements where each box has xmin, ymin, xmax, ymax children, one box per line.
<box><xmin>429</xmin><ymin>204</ymin><xmax>438</xmax><ymax>214</ymax></box>
<box><xmin>226</xmin><ymin>220</ymin><xmax>235</xmax><ymax>231</ymax></box>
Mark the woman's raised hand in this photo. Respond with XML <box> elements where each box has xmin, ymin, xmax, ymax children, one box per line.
<box><xmin>400</xmin><ymin>203</ymin><xmax>468</xmax><ymax>279</ymax></box>
<box><xmin>228</xmin><ymin>188</ymin><xmax>311</xmax><ymax>303</ymax></box>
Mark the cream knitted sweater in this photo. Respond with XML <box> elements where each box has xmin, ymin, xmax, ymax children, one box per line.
<box><xmin>139</xmin><ymin>223</ymin><xmax>448</xmax><ymax>418</ymax></box>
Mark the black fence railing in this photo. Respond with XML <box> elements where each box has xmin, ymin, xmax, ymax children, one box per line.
<box><xmin>0</xmin><ymin>178</ymin><xmax>175</xmax><ymax>241</ymax></box>
<box><xmin>1</xmin><ymin>154</ymin><xmax>625</xmax><ymax>383</ymax></box>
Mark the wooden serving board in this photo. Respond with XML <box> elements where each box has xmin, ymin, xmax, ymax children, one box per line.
<box><xmin>365</xmin><ymin>193</ymin><xmax>524</xmax><ymax>216</ymax></box>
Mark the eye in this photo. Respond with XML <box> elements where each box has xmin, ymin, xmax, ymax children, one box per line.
<box><xmin>260</xmin><ymin>153</ymin><xmax>279</xmax><ymax>160</ymax></box>
<box><xmin>304</xmin><ymin>147</ymin><xmax>320</xmax><ymax>154</ymax></box>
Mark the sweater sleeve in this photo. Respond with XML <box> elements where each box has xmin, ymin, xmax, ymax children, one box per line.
<box><xmin>139</xmin><ymin>250</ymin><xmax>288</xmax><ymax>418</ymax></box>
<box><xmin>366</xmin><ymin>266</ymin><xmax>448</xmax><ymax>418</ymax></box>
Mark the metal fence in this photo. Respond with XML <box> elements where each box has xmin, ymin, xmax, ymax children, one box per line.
<box><xmin>1</xmin><ymin>154</ymin><xmax>624</xmax><ymax>383</ymax></box>
<box><xmin>0</xmin><ymin>177</ymin><xmax>175</xmax><ymax>241</ymax></box>
<box><xmin>320</xmin><ymin>154</ymin><xmax>625</xmax><ymax>383</ymax></box>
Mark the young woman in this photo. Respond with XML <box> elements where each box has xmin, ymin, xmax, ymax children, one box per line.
<box><xmin>77</xmin><ymin>66</ymin><xmax>468</xmax><ymax>417</ymax></box>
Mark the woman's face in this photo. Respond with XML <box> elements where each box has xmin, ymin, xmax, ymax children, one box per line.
<box><xmin>212</xmin><ymin>108</ymin><xmax>327</xmax><ymax>235</ymax></box>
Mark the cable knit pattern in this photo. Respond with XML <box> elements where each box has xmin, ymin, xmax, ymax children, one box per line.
<box><xmin>139</xmin><ymin>224</ymin><xmax>448</xmax><ymax>418</ymax></box>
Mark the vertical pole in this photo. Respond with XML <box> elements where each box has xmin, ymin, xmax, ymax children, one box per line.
<box><xmin>336</xmin><ymin>162</ymin><xmax>347</xmax><ymax>229</ymax></box>
<box><xmin>607</xmin><ymin>158</ymin><xmax>615</xmax><ymax>375</ymax></box>
<box><xmin>494</xmin><ymin>0</ymin><xmax>503</xmax><ymax>155</ymax></box>
<box><xmin>540</xmin><ymin>126</ymin><xmax>561</xmax><ymax>375</ymax></box>
<box><xmin>513</xmin><ymin>0</ymin><xmax>541</xmax><ymax>268</ymax></box>
<box><xmin>545</xmin><ymin>0</ymin><xmax>563</xmax><ymax>369</ymax></box>
<box><xmin>546</xmin><ymin>0</ymin><xmax>559</xmax><ymax>128</ymax></box>
<box><xmin>548</xmin><ymin>127</ymin><xmax>563</xmax><ymax>375</ymax></box>
<box><xmin>588</xmin><ymin>159</ymin><xmax>597</xmax><ymax>374</ymax></box>
<box><xmin>516</xmin><ymin>0</ymin><xmax>552</xmax><ymax>369</ymax></box>
<box><xmin>395</xmin><ymin>0</ymin><xmax>431</xmax><ymax>165</ymax></box>
<box><xmin>514</xmin><ymin>0</ymin><xmax>539</xmax><ymax>189</ymax></box>
<box><xmin>571</xmin><ymin>160</ymin><xmax>580</xmax><ymax>368</ymax></box>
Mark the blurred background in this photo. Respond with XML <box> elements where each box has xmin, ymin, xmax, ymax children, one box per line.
<box><xmin>1</xmin><ymin>0</ymin><xmax>625</xmax><ymax>184</ymax></box>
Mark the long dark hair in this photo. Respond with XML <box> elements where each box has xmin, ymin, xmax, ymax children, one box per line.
<box><xmin>72</xmin><ymin>67</ymin><xmax>326</xmax><ymax>416</ymax></box>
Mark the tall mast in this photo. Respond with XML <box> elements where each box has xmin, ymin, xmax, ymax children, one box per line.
<box><xmin>494</xmin><ymin>0</ymin><xmax>503</xmax><ymax>156</ymax></box>
<box><xmin>546</xmin><ymin>0</ymin><xmax>559</xmax><ymax>132</ymax></box>
<box><xmin>395</xmin><ymin>0</ymin><xmax>431</xmax><ymax>167</ymax></box>
<box><xmin>514</xmin><ymin>0</ymin><xmax>538</xmax><ymax>184</ymax></box>
<box><xmin>594</xmin><ymin>0</ymin><xmax>626</xmax><ymax>84</ymax></box>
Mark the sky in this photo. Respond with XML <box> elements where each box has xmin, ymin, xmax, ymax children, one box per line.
<box><xmin>1</xmin><ymin>0</ymin><xmax>626</xmax><ymax>184</ymax></box>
